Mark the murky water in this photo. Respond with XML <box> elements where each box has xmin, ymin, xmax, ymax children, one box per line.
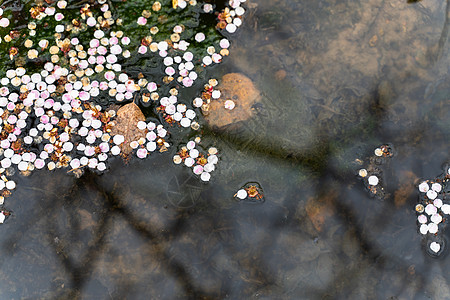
<box><xmin>1</xmin><ymin>0</ymin><xmax>449</xmax><ymax>298</ymax></box>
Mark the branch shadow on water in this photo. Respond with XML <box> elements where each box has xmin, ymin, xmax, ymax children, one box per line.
<box><xmin>40</xmin><ymin>172</ymin><xmax>217</xmax><ymax>299</ymax></box>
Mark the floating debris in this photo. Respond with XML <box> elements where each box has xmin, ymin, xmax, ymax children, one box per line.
<box><xmin>426</xmin><ymin>236</ymin><xmax>446</xmax><ymax>257</ymax></box>
<box><xmin>173</xmin><ymin>137</ymin><xmax>219</xmax><ymax>182</ymax></box>
<box><xmin>368</xmin><ymin>175</ymin><xmax>379</xmax><ymax>186</ymax></box>
<box><xmin>0</xmin><ymin>0</ymin><xmax>248</xmax><ymax>220</ymax></box>
<box><xmin>374</xmin><ymin>144</ymin><xmax>394</xmax><ymax>158</ymax></box>
<box><xmin>234</xmin><ymin>182</ymin><xmax>264</xmax><ymax>203</ymax></box>
<box><xmin>0</xmin><ymin>210</ymin><xmax>10</xmax><ymax>223</ymax></box>
<box><xmin>415</xmin><ymin>165</ymin><xmax>450</xmax><ymax>257</ymax></box>
<box><xmin>430</xmin><ymin>241</ymin><xmax>441</xmax><ymax>253</ymax></box>
<box><xmin>358</xmin><ymin>168</ymin><xmax>368</xmax><ymax>177</ymax></box>
<box><xmin>235</xmin><ymin>188</ymin><xmax>248</xmax><ymax>200</ymax></box>
<box><xmin>109</xmin><ymin>103</ymin><xmax>170</xmax><ymax>156</ymax></box>
<box><xmin>357</xmin><ymin>144</ymin><xmax>395</xmax><ymax>199</ymax></box>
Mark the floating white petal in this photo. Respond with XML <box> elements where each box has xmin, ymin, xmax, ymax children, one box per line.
<box><xmin>6</xmin><ymin>181</ymin><xmax>16</xmax><ymax>190</ymax></box>
<box><xmin>368</xmin><ymin>175</ymin><xmax>379</xmax><ymax>186</ymax></box>
<box><xmin>426</xmin><ymin>190</ymin><xmax>437</xmax><ymax>200</ymax></box>
<box><xmin>433</xmin><ymin>198</ymin><xmax>443</xmax><ymax>208</ymax></box>
<box><xmin>431</xmin><ymin>183</ymin><xmax>442</xmax><ymax>193</ymax></box>
<box><xmin>430</xmin><ymin>242</ymin><xmax>441</xmax><ymax>253</ymax></box>
<box><xmin>441</xmin><ymin>204</ymin><xmax>450</xmax><ymax>214</ymax></box>
<box><xmin>200</xmin><ymin>172</ymin><xmax>210</xmax><ymax>182</ymax></box>
<box><xmin>418</xmin><ymin>182</ymin><xmax>429</xmax><ymax>193</ymax></box>
<box><xmin>419</xmin><ymin>224</ymin><xmax>428</xmax><ymax>235</ymax></box>
<box><xmin>425</xmin><ymin>204</ymin><xmax>437</xmax><ymax>215</ymax></box>
<box><xmin>428</xmin><ymin>223</ymin><xmax>439</xmax><ymax>234</ymax></box>
<box><xmin>431</xmin><ymin>214</ymin><xmax>442</xmax><ymax>224</ymax></box>
<box><xmin>358</xmin><ymin>169</ymin><xmax>367</xmax><ymax>177</ymax></box>
<box><xmin>417</xmin><ymin>214</ymin><xmax>427</xmax><ymax>224</ymax></box>
<box><xmin>236</xmin><ymin>189</ymin><xmax>247</xmax><ymax>199</ymax></box>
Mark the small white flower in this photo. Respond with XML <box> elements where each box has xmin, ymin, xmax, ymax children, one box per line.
<box><xmin>189</xmin><ymin>149</ymin><xmax>199</xmax><ymax>158</ymax></box>
<box><xmin>137</xmin><ymin>121</ymin><xmax>147</xmax><ymax>130</ymax></box>
<box><xmin>180</xmin><ymin>118</ymin><xmax>191</xmax><ymax>127</ymax></box>
<box><xmin>173</xmin><ymin>155</ymin><xmax>182</xmax><ymax>164</ymax></box>
<box><xmin>203</xmin><ymin>163</ymin><xmax>215</xmax><ymax>173</ymax></box>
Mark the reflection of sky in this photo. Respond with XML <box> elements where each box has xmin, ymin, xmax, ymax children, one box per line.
<box><xmin>1</xmin><ymin>0</ymin><xmax>450</xmax><ymax>298</ymax></box>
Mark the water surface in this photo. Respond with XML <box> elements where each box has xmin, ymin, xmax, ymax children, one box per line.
<box><xmin>0</xmin><ymin>0</ymin><xmax>449</xmax><ymax>299</ymax></box>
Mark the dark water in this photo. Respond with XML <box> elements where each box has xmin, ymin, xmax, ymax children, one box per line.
<box><xmin>1</xmin><ymin>0</ymin><xmax>450</xmax><ymax>299</ymax></box>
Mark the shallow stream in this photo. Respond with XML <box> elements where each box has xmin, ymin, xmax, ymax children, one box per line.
<box><xmin>0</xmin><ymin>0</ymin><xmax>449</xmax><ymax>299</ymax></box>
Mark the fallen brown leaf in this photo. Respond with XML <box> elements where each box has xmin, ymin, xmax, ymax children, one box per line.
<box><xmin>110</xmin><ymin>102</ymin><xmax>147</xmax><ymax>155</ymax></box>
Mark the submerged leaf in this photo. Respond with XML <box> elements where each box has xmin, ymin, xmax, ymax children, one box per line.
<box><xmin>305</xmin><ymin>191</ymin><xmax>337</xmax><ymax>232</ymax></box>
<box><xmin>205</xmin><ymin>73</ymin><xmax>260</xmax><ymax>128</ymax></box>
